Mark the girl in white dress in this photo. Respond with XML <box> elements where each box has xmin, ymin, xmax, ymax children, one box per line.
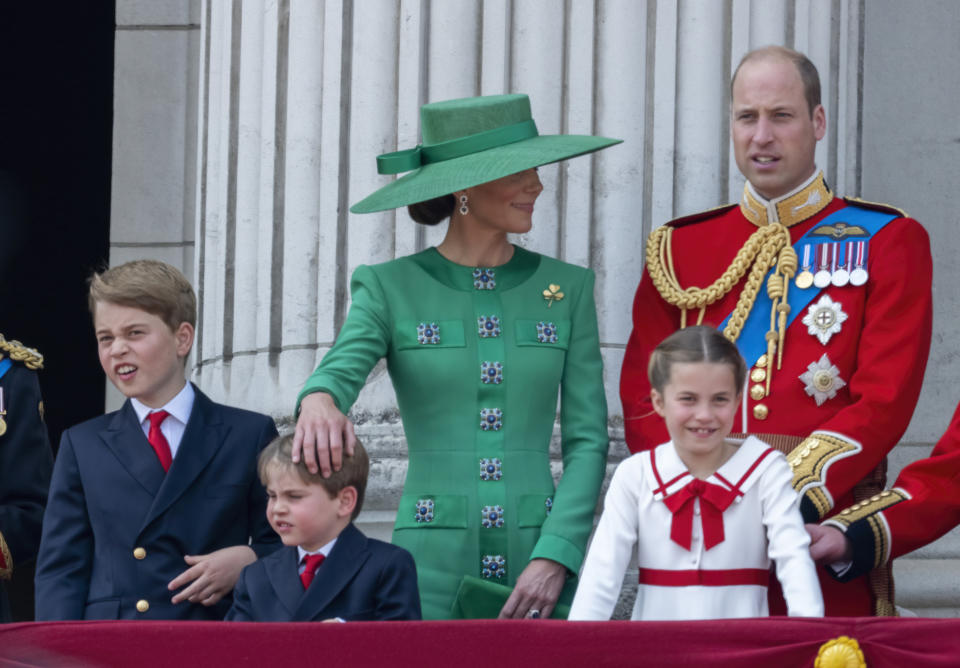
<box><xmin>569</xmin><ymin>326</ymin><xmax>823</xmax><ymax>620</ymax></box>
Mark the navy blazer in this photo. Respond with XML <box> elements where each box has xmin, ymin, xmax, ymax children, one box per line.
<box><xmin>226</xmin><ymin>523</ymin><xmax>421</xmax><ymax>621</ymax></box>
<box><xmin>34</xmin><ymin>385</ymin><xmax>280</xmax><ymax>620</ymax></box>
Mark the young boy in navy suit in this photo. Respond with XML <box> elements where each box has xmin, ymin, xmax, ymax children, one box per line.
<box><xmin>35</xmin><ymin>260</ymin><xmax>280</xmax><ymax>620</ymax></box>
<box><xmin>226</xmin><ymin>435</ymin><xmax>421</xmax><ymax>621</ymax></box>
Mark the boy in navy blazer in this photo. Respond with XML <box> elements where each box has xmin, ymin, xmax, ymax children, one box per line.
<box><xmin>226</xmin><ymin>435</ymin><xmax>420</xmax><ymax>621</ymax></box>
<box><xmin>35</xmin><ymin>260</ymin><xmax>279</xmax><ymax>620</ymax></box>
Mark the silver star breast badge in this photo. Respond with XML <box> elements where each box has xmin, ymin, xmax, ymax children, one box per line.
<box><xmin>801</xmin><ymin>295</ymin><xmax>848</xmax><ymax>345</ymax></box>
<box><xmin>799</xmin><ymin>354</ymin><xmax>847</xmax><ymax>406</ymax></box>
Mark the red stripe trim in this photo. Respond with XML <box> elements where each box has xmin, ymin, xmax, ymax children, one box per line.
<box><xmin>712</xmin><ymin>472</ymin><xmax>736</xmax><ymax>491</ymax></box>
<box><xmin>649</xmin><ymin>449</ymin><xmax>663</xmax><ymax>488</ymax></box>
<box><xmin>731</xmin><ymin>447</ymin><xmax>775</xmax><ymax>493</ymax></box>
<box><xmin>715</xmin><ymin>447</ymin><xmax>776</xmax><ymax>497</ymax></box>
<box><xmin>649</xmin><ymin>449</ymin><xmax>669</xmax><ymax>495</ymax></box>
<box><xmin>649</xmin><ymin>448</ymin><xmax>691</xmax><ymax>497</ymax></box>
<box><xmin>662</xmin><ymin>471</ymin><xmax>689</xmax><ymax>488</ymax></box>
<box><xmin>638</xmin><ymin>568</ymin><xmax>769</xmax><ymax>587</ymax></box>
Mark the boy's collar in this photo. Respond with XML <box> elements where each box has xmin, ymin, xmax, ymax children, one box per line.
<box><xmin>298</xmin><ymin>537</ymin><xmax>337</xmax><ymax>563</ymax></box>
<box><xmin>130</xmin><ymin>381</ymin><xmax>195</xmax><ymax>425</ymax></box>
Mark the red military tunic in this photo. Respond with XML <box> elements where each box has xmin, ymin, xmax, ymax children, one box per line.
<box><xmin>824</xmin><ymin>400</ymin><xmax>960</xmax><ymax>583</ymax></box>
<box><xmin>620</xmin><ymin>171</ymin><xmax>932</xmax><ymax>616</ymax></box>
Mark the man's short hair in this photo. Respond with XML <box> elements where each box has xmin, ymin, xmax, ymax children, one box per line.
<box><xmin>258</xmin><ymin>434</ymin><xmax>370</xmax><ymax>520</ymax></box>
<box><xmin>731</xmin><ymin>45</ymin><xmax>821</xmax><ymax>116</ymax></box>
<box><xmin>88</xmin><ymin>259</ymin><xmax>197</xmax><ymax>332</ymax></box>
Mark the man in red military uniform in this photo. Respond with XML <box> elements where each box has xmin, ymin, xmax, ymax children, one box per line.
<box><xmin>620</xmin><ymin>46</ymin><xmax>932</xmax><ymax>616</ymax></box>
<box><xmin>808</xmin><ymin>399</ymin><xmax>960</xmax><ymax>587</ymax></box>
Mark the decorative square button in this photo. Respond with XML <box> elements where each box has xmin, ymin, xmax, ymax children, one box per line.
<box><xmin>479</xmin><ymin>457</ymin><xmax>502</xmax><ymax>481</ymax></box>
<box><xmin>480</xmin><ymin>408</ymin><xmax>503</xmax><ymax>431</ymax></box>
<box><xmin>417</xmin><ymin>322</ymin><xmax>440</xmax><ymax>345</ymax></box>
<box><xmin>480</xmin><ymin>361</ymin><xmax>503</xmax><ymax>384</ymax></box>
<box><xmin>415</xmin><ymin>499</ymin><xmax>434</xmax><ymax>523</ymax></box>
<box><xmin>536</xmin><ymin>321</ymin><xmax>558</xmax><ymax>343</ymax></box>
<box><xmin>477</xmin><ymin>315</ymin><xmax>501</xmax><ymax>338</ymax></box>
<box><xmin>481</xmin><ymin>505</ymin><xmax>505</xmax><ymax>528</ymax></box>
<box><xmin>481</xmin><ymin>554</ymin><xmax>506</xmax><ymax>579</ymax></box>
<box><xmin>473</xmin><ymin>268</ymin><xmax>496</xmax><ymax>290</ymax></box>
<box><xmin>545</xmin><ymin>497</ymin><xmax>553</xmax><ymax>517</ymax></box>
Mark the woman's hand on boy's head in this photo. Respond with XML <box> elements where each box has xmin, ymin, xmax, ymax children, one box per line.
<box><xmin>292</xmin><ymin>392</ymin><xmax>357</xmax><ymax>477</ymax></box>
<box><xmin>168</xmin><ymin>545</ymin><xmax>256</xmax><ymax>606</ymax></box>
<box><xmin>805</xmin><ymin>523</ymin><xmax>853</xmax><ymax>564</ymax></box>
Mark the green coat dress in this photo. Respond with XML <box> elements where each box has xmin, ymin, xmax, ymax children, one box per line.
<box><xmin>297</xmin><ymin>246</ymin><xmax>609</xmax><ymax>619</ymax></box>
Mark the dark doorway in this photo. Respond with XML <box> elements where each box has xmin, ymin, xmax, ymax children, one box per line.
<box><xmin>0</xmin><ymin>2</ymin><xmax>115</xmax><ymax>620</ymax></box>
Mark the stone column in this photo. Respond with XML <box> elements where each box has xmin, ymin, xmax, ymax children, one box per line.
<box><xmin>194</xmin><ymin>0</ymin><xmax>861</xmax><ymax>414</ymax></box>
<box><xmin>108</xmin><ymin>0</ymin><xmax>200</xmax><ymax>410</ymax></box>
<box><xmin>192</xmin><ymin>1</ymin><xmax>861</xmax><ymax>545</ymax></box>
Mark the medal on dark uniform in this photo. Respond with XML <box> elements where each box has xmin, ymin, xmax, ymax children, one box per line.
<box><xmin>850</xmin><ymin>240</ymin><xmax>869</xmax><ymax>286</ymax></box>
<box><xmin>832</xmin><ymin>241</ymin><xmax>851</xmax><ymax>287</ymax></box>
<box><xmin>813</xmin><ymin>243</ymin><xmax>832</xmax><ymax>288</ymax></box>
<box><xmin>0</xmin><ymin>387</ymin><xmax>6</xmax><ymax>437</ymax></box>
<box><xmin>795</xmin><ymin>243</ymin><xmax>814</xmax><ymax>289</ymax></box>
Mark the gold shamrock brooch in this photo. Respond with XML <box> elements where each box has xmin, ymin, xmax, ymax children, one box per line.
<box><xmin>542</xmin><ymin>284</ymin><xmax>564</xmax><ymax>307</ymax></box>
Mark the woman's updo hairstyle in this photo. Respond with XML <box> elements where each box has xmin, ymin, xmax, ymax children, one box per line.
<box><xmin>407</xmin><ymin>194</ymin><xmax>456</xmax><ymax>225</ymax></box>
<box><xmin>648</xmin><ymin>325</ymin><xmax>747</xmax><ymax>395</ymax></box>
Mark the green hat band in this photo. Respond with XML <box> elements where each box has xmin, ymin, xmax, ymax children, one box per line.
<box><xmin>376</xmin><ymin>119</ymin><xmax>538</xmax><ymax>175</ymax></box>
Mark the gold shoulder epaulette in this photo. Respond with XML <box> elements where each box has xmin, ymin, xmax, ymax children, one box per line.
<box><xmin>788</xmin><ymin>432</ymin><xmax>862</xmax><ymax>519</ymax></box>
<box><xmin>0</xmin><ymin>334</ymin><xmax>44</xmax><ymax>370</ymax></box>
<box><xmin>844</xmin><ymin>196</ymin><xmax>907</xmax><ymax>219</ymax></box>
<box><xmin>666</xmin><ymin>203</ymin><xmax>738</xmax><ymax>229</ymax></box>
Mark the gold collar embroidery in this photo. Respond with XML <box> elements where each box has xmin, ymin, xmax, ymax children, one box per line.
<box><xmin>740</xmin><ymin>171</ymin><xmax>833</xmax><ymax>228</ymax></box>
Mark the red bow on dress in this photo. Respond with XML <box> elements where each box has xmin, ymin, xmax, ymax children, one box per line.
<box><xmin>661</xmin><ymin>478</ymin><xmax>738</xmax><ymax>551</ymax></box>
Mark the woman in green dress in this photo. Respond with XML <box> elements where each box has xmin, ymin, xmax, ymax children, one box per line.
<box><xmin>293</xmin><ymin>94</ymin><xmax>619</xmax><ymax>620</ymax></box>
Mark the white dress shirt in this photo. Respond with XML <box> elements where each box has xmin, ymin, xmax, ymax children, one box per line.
<box><xmin>131</xmin><ymin>381</ymin><xmax>195</xmax><ymax>461</ymax></box>
<box><xmin>297</xmin><ymin>539</ymin><xmax>337</xmax><ymax>574</ymax></box>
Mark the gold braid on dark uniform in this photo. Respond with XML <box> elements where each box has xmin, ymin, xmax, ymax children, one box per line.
<box><xmin>0</xmin><ymin>334</ymin><xmax>44</xmax><ymax>370</ymax></box>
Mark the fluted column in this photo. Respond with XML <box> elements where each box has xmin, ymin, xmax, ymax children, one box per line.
<box><xmin>193</xmin><ymin>1</ymin><xmax>860</xmax><ymax>558</ymax></box>
<box><xmin>196</xmin><ymin>0</ymin><xmax>860</xmax><ymax>421</ymax></box>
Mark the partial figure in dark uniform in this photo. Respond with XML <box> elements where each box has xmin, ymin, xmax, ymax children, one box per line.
<box><xmin>0</xmin><ymin>334</ymin><xmax>53</xmax><ymax>622</ymax></box>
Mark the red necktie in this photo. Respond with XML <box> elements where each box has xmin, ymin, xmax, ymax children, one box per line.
<box><xmin>300</xmin><ymin>553</ymin><xmax>325</xmax><ymax>589</ymax></box>
<box><xmin>662</xmin><ymin>478</ymin><xmax>737</xmax><ymax>551</ymax></box>
<box><xmin>147</xmin><ymin>410</ymin><xmax>173</xmax><ymax>472</ymax></box>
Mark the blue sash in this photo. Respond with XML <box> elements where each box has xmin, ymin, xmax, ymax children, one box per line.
<box><xmin>0</xmin><ymin>358</ymin><xmax>11</xmax><ymax>380</ymax></box>
<box><xmin>718</xmin><ymin>204</ymin><xmax>897</xmax><ymax>366</ymax></box>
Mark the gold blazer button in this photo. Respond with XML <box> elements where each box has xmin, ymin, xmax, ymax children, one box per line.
<box><xmin>753</xmin><ymin>404</ymin><xmax>769</xmax><ymax>420</ymax></box>
<box><xmin>133</xmin><ymin>547</ymin><xmax>146</xmax><ymax>560</ymax></box>
<box><xmin>136</xmin><ymin>600</ymin><xmax>149</xmax><ymax>613</ymax></box>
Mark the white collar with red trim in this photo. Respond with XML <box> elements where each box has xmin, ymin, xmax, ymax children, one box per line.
<box><xmin>644</xmin><ymin>435</ymin><xmax>777</xmax><ymax>501</ymax></box>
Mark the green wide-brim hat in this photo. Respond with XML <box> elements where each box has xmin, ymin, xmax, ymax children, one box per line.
<box><xmin>350</xmin><ymin>94</ymin><xmax>622</xmax><ymax>214</ymax></box>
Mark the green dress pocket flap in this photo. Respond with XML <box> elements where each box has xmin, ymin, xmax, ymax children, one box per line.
<box><xmin>394</xmin><ymin>494</ymin><xmax>468</xmax><ymax>529</ymax></box>
<box><xmin>395</xmin><ymin>320</ymin><xmax>466</xmax><ymax>350</ymax></box>
<box><xmin>514</xmin><ymin>319</ymin><xmax>570</xmax><ymax>349</ymax></box>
